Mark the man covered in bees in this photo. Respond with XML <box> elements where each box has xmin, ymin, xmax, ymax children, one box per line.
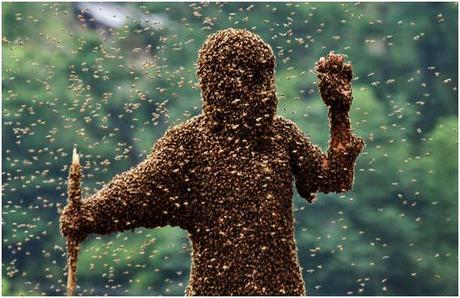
<box><xmin>60</xmin><ymin>28</ymin><xmax>364</xmax><ymax>295</ymax></box>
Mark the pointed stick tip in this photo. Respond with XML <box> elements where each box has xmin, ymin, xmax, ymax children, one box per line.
<box><xmin>72</xmin><ymin>148</ymin><xmax>80</xmax><ymax>165</ymax></box>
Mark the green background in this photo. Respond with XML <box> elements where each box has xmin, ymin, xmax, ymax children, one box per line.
<box><xmin>2</xmin><ymin>2</ymin><xmax>458</xmax><ymax>295</ymax></box>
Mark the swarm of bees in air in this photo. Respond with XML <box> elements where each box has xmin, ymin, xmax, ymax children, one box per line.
<box><xmin>2</xmin><ymin>2</ymin><xmax>457</xmax><ymax>296</ymax></box>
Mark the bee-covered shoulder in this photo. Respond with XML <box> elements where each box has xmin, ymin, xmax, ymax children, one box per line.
<box><xmin>272</xmin><ymin>116</ymin><xmax>312</xmax><ymax>144</ymax></box>
<box><xmin>155</xmin><ymin>116</ymin><xmax>204</xmax><ymax>146</ymax></box>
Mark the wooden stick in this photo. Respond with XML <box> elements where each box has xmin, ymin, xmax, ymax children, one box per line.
<box><xmin>66</xmin><ymin>148</ymin><xmax>82</xmax><ymax>296</ymax></box>
<box><xmin>66</xmin><ymin>239</ymin><xmax>80</xmax><ymax>296</ymax></box>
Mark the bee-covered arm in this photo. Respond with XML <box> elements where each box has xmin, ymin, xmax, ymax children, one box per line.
<box><xmin>289</xmin><ymin>52</ymin><xmax>364</xmax><ymax>203</ymax></box>
<box><xmin>60</xmin><ymin>127</ymin><xmax>194</xmax><ymax>242</ymax></box>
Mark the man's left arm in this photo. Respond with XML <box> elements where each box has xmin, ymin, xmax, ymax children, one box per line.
<box><xmin>289</xmin><ymin>52</ymin><xmax>364</xmax><ymax>203</ymax></box>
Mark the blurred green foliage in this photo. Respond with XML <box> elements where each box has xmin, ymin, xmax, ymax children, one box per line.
<box><xmin>2</xmin><ymin>2</ymin><xmax>458</xmax><ymax>296</ymax></box>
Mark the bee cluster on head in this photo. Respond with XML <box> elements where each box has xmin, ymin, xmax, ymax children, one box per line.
<box><xmin>197</xmin><ymin>28</ymin><xmax>278</xmax><ymax>135</ymax></box>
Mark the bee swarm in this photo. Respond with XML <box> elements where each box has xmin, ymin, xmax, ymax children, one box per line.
<box><xmin>60</xmin><ymin>28</ymin><xmax>364</xmax><ymax>296</ymax></box>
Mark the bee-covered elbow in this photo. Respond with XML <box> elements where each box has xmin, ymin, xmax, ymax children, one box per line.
<box><xmin>335</xmin><ymin>173</ymin><xmax>355</xmax><ymax>193</ymax></box>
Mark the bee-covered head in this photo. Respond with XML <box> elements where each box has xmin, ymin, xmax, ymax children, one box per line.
<box><xmin>197</xmin><ymin>28</ymin><xmax>277</xmax><ymax>134</ymax></box>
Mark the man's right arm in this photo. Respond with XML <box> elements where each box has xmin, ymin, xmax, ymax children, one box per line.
<box><xmin>60</xmin><ymin>127</ymin><xmax>194</xmax><ymax>242</ymax></box>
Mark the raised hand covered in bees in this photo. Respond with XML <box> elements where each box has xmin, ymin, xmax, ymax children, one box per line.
<box><xmin>316</xmin><ymin>52</ymin><xmax>354</xmax><ymax>111</ymax></box>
